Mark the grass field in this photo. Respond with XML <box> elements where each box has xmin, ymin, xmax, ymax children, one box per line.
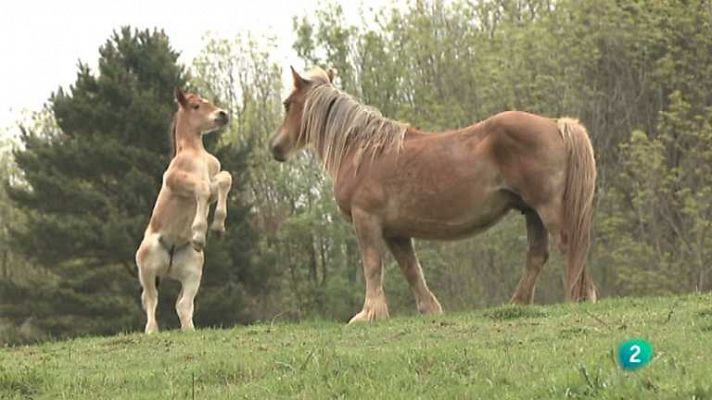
<box><xmin>2</xmin><ymin>294</ymin><xmax>711</xmax><ymax>399</ymax></box>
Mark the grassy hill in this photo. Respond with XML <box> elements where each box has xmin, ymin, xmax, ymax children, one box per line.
<box><xmin>2</xmin><ymin>294</ymin><xmax>711</xmax><ymax>399</ymax></box>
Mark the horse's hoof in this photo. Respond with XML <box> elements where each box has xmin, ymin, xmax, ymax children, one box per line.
<box><xmin>348</xmin><ymin>311</ymin><xmax>369</xmax><ymax>324</ymax></box>
<box><xmin>509</xmin><ymin>295</ymin><xmax>533</xmax><ymax>306</ymax></box>
<box><xmin>348</xmin><ymin>302</ymin><xmax>389</xmax><ymax>324</ymax></box>
<box><xmin>417</xmin><ymin>294</ymin><xmax>444</xmax><ymax>315</ymax></box>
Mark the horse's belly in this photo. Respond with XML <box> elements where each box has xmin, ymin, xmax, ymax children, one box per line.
<box><xmin>382</xmin><ymin>188</ymin><xmax>515</xmax><ymax>240</ymax></box>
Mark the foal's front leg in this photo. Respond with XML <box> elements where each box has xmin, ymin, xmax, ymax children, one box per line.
<box><xmin>209</xmin><ymin>171</ymin><xmax>233</xmax><ymax>235</ymax></box>
<box><xmin>165</xmin><ymin>171</ymin><xmax>211</xmax><ymax>251</ymax></box>
<box><xmin>349</xmin><ymin>208</ymin><xmax>389</xmax><ymax>323</ymax></box>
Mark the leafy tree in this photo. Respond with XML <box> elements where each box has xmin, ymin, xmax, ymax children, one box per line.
<box><xmin>598</xmin><ymin>92</ymin><xmax>712</xmax><ymax>294</ymax></box>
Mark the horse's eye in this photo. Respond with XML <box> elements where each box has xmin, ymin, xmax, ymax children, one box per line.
<box><xmin>192</xmin><ymin>103</ymin><xmax>200</xmax><ymax>110</ymax></box>
<box><xmin>283</xmin><ymin>101</ymin><xmax>290</xmax><ymax>112</ymax></box>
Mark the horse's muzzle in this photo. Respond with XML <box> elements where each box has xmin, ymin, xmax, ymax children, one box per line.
<box><xmin>271</xmin><ymin>146</ymin><xmax>287</xmax><ymax>162</ymax></box>
<box><xmin>269</xmin><ymin>134</ymin><xmax>287</xmax><ymax>161</ymax></box>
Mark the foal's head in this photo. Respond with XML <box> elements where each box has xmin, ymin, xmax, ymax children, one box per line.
<box><xmin>270</xmin><ymin>66</ymin><xmax>336</xmax><ymax>161</ymax></box>
<box><xmin>174</xmin><ymin>88</ymin><xmax>229</xmax><ymax>134</ymax></box>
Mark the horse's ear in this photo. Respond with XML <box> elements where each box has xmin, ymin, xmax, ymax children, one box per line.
<box><xmin>327</xmin><ymin>68</ymin><xmax>337</xmax><ymax>83</ymax></box>
<box><xmin>290</xmin><ymin>66</ymin><xmax>309</xmax><ymax>89</ymax></box>
<box><xmin>175</xmin><ymin>87</ymin><xmax>188</xmax><ymax>108</ymax></box>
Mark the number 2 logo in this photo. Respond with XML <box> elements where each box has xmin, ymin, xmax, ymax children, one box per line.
<box><xmin>628</xmin><ymin>344</ymin><xmax>641</xmax><ymax>363</ymax></box>
<box><xmin>618</xmin><ymin>339</ymin><xmax>652</xmax><ymax>370</ymax></box>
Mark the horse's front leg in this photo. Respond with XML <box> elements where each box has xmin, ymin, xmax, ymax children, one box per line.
<box><xmin>349</xmin><ymin>208</ymin><xmax>390</xmax><ymax>323</ymax></box>
<box><xmin>165</xmin><ymin>171</ymin><xmax>211</xmax><ymax>251</ymax></box>
<box><xmin>209</xmin><ymin>171</ymin><xmax>233</xmax><ymax>235</ymax></box>
<box><xmin>385</xmin><ymin>237</ymin><xmax>443</xmax><ymax>315</ymax></box>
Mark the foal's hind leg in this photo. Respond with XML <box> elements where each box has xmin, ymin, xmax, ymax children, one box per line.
<box><xmin>136</xmin><ymin>236</ymin><xmax>168</xmax><ymax>333</ymax></box>
<box><xmin>385</xmin><ymin>237</ymin><xmax>443</xmax><ymax>315</ymax></box>
<box><xmin>511</xmin><ymin>211</ymin><xmax>549</xmax><ymax>305</ymax></box>
<box><xmin>171</xmin><ymin>247</ymin><xmax>204</xmax><ymax>331</ymax></box>
<box><xmin>349</xmin><ymin>208</ymin><xmax>389</xmax><ymax>323</ymax></box>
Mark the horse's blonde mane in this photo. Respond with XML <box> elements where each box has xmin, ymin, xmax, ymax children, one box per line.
<box><xmin>301</xmin><ymin>84</ymin><xmax>408</xmax><ymax>177</ymax></box>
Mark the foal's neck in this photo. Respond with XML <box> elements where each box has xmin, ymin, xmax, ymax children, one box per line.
<box><xmin>174</xmin><ymin>116</ymin><xmax>205</xmax><ymax>154</ymax></box>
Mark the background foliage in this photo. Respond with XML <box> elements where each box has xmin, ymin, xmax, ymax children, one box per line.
<box><xmin>2</xmin><ymin>0</ymin><xmax>711</xmax><ymax>344</ymax></box>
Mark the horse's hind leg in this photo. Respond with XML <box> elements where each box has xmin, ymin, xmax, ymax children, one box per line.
<box><xmin>535</xmin><ymin>201</ymin><xmax>597</xmax><ymax>302</ymax></box>
<box><xmin>136</xmin><ymin>236</ymin><xmax>167</xmax><ymax>333</ymax></box>
<box><xmin>385</xmin><ymin>237</ymin><xmax>443</xmax><ymax>315</ymax></box>
<box><xmin>349</xmin><ymin>209</ymin><xmax>389</xmax><ymax>323</ymax></box>
<box><xmin>511</xmin><ymin>210</ymin><xmax>549</xmax><ymax>305</ymax></box>
<box><xmin>172</xmin><ymin>247</ymin><xmax>204</xmax><ymax>331</ymax></box>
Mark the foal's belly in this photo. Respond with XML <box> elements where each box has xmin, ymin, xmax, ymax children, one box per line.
<box><xmin>150</xmin><ymin>194</ymin><xmax>197</xmax><ymax>244</ymax></box>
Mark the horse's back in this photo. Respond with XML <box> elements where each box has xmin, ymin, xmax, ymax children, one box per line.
<box><xmin>483</xmin><ymin>111</ymin><xmax>569</xmax><ymax>208</ymax></box>
<box><xmin>483</xmin><ymin>111</ymin><xmax>559</xmax><ymax>143</ymax></box>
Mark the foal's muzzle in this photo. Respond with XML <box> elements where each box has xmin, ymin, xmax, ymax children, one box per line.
<box><xmin>216</xmin><ymin>110</ymin><xmax>229</xmax><ymax>125</ymax></box>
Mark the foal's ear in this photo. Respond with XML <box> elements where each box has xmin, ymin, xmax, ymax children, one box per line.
<box><xmin>327</xmin><ymin>68</ymin><xmax>337</xmax><ymax>83</ymax></box>
<box><xmin>175</xmin><ymin>87</ymin><xmax>188</xmax><ymax>108</ymax></box>
<box><xmin>290</xmin><ymin>66</ymin><xmax>309</xmax><ymax>89</ymax></box>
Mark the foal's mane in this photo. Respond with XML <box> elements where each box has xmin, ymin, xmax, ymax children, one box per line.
<box><xmin>168</xmin><ymin>113</ymin><xmax>177</xmax><ymax>159</ymax></box>
<box><xmin>301</xmin><ymin>84</ymin><xmax>408</xmax><ymax>177</ymax></box>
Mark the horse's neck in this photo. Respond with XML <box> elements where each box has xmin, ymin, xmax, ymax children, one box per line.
<box><xmin>175</xmin><ymin>119</ymin><xmax>205</xmax><ymax>155</ymax></box>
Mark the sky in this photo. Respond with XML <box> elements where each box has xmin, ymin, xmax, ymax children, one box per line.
<box><xmin>0</xmin><ymin>0</ymin><xmax>392</xmax><ymax>140</ymax></box>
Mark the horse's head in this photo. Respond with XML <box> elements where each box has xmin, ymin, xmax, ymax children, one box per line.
<box><xmin>270</xmin><ymin>66</ymin><xmax>336</xmax><ymax>162</ymax></box>
<box><xmin>174</xmin><ymin>88</ymin><xmax>229</xmax><ymax>134</ymax></box>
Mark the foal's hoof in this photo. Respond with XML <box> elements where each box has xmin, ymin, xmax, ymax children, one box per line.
<box><xmin>145</xmin><ymin>322</ymin><xmax>159</xmax><ymax>334</ymax></box>
<box><xmin>191</xmin><ymin>234</ymin><xmax>206</xmax><ymax>251</ymax></box>
<box><xmin>209</xmin><ymin>222</ymin><xmax>226</xmax><ymax>236</ymax></box>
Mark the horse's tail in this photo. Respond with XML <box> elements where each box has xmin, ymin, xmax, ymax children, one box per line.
<box><xmin>558</xmin><ymin>118</ymin><xmax>597</xmax><ymax>301</ymax></box>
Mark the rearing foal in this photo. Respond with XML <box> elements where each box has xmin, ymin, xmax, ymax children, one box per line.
<box><xmin>270</xmin><ymin>67</ymin><xmax>597</xmax><ymax>323</ymax></box>
<box><xmin>136</xmin><ymin>88</ymin><xmax>232</xmax><ymax>333</ymax></box>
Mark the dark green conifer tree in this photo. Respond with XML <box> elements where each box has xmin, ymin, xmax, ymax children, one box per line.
<box><xmin>7</xmin><ymin>27</ymin><xmax>208</xmax><ymax>337</ymax></box>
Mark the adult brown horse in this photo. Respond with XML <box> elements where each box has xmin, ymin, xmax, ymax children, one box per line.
<box><xmin>270</xmin><ymin>67</ymin><xmax>597</xmax><ymax>323</ymax></box>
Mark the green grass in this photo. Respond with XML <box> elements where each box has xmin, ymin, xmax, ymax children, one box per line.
<box><xmin>2</xmin><ymin>294</ymin><xmax>712</xmax><ymax>399</ymax></box>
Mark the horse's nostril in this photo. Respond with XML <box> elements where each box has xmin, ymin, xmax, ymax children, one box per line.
<box><xmin>218</xmin><ymin>111</ymin><xmax>229</xmax><ymax>123</ymax></box>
